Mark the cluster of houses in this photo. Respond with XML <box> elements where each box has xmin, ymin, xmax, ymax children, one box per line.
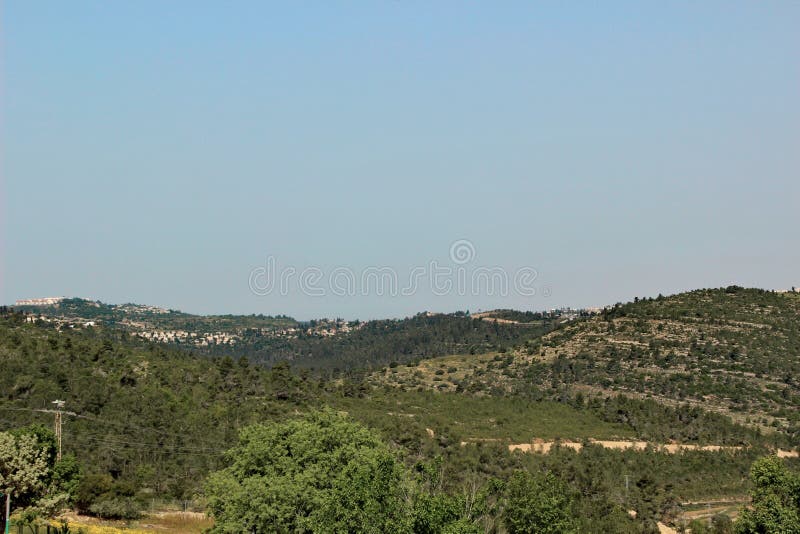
<box><xmin>135</xmin><ymin>329</ymin><xmax>239</xmax><ymax>346</ymax></box>
<box><xmin>116</xmin><ymin>303</ymin><xmax>172</xmax><ymax>315</ymax></box>
<box><xmin>132</xmin><ymin>319</ymin><xmax>363</xmax><ymax>348</ymax></box>
<box><xmin>15</xmin><ymin>297</ymin><xmax>66</xmax><ymax>306</ymax></box>
<box><xmin>23</xmin><ymin>314</ymin><xmax>97</xmax><ymax>328</ymax></box>
<box><xmin>776</xmin><ymin>287</ymin><xmax>799</xmax><ymax>293</ymax></box>
<box><xmin>299</xmin><ymin>319</ymin><xmax>362</xmax><ymax>337</ymax></box>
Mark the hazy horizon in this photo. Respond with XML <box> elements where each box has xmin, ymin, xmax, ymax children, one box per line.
<box><xmin>3</xmin><ymin>2</ymin><xmax>799</xmax><ymax>320</ymax></box>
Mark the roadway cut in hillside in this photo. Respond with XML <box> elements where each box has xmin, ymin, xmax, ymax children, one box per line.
<box><xmin>460</xmin><ymin>437</ymin><xmax>799</xmax><ymax>457</ymax></box>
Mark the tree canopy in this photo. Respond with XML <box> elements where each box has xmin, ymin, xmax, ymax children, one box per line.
<box><xmin>0</xmin><ymin>431</ymin><xmax>48</xmax><ymax>496</ymax></box>
<box><xmin>735</xmin><ymin>456</ymin><xmax>800</xmax><ymax>533</ymax></box>
<box><xmin>502</xmin><ymin>471</ymin><xmax>579</xmax><ymax>534</ymax></box>
<box><xmin>205</xmin><ymin>410</ymin><xmax>410</xmax><ymax>533</ymax></box>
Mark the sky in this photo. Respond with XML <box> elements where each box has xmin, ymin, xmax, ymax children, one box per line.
<box><xmin>2</xmin><ymin>2</ymin><xmax>799</xmax><ymax>320</ymax></box>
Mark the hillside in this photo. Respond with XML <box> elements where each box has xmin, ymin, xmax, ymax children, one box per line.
<box><xmin>15</xmin><ymin>297</ymin><xmax>296</xmax><ymax>341</ymax></box>
<box><xmin>14</xmin><ymin>297</ymin><xmax>296</xmax><ymax>329</ymax></box>
<box><xmin>374</xmin><ymin>287</ymin><xmax>800</xmax><ymax>443</ymax></box>
<box><xmin>15</xmin><ymin>299</ymin><xmax>557</xmax><ymax>371</ymax></box>
<box><xmin>2</xmin><ymin>297</ymin><xmax>799</xmax><ymax>532</ymax></box>
<box><xmin>0</xmin><ymin>309</ymin><xmax>611</xmax><ymax>495</ymax></box>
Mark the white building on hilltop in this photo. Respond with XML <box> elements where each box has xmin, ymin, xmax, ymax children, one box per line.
<box><xmin>15</xmin><ymin>297</ymin><xmax>66</xmax><ymax>306</ymax></box>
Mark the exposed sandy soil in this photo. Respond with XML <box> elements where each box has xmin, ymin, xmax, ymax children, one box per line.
<box><xmin>503</xmin><ymin>438</ymin><xmax>745</xmax><ymax>454</ymax></box>
<box><xmin>461</xmin><ymin>437</ymin><xmax>796</xmax><ymax>457</ymax></box>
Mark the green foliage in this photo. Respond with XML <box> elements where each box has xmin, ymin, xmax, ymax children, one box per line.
<box><xmin>74</xmin><ymin>474</ymin><xmax>113</xmax><ymax>514</ymax></box>
<box><xmin>412</xmin><ymin>493</ymin><xmax>467</xmax><ymax>534</ymax></box>
<box><xmin>437</xmin><ymin>288</ymin><xmax>800</xmax><ymax>445</ymax></box>
<box><xmin>735</xmin><ymin>456</ymin><xmax>800</xmax><ymax>533</ymax></box>
<box><xmin>87</xmin><ymin>497</ymin><xmax>142</xmax><ymax>520</ymax></box>
<box><xmin>17</xmin><ymin>300</ymin><xmax>552</xmax><ymax>372</ymax></box>
<box><xmin>409</xmin><ymin>458</ymin><xmax>497</xmax><ymax>534</ymax></box>
<box><xmin>205</xmin><ymin>410</ymin><xmax>410</xmax><ymax>533</ymax></box>
<box><xmin>0</xmin><ymin>425</ymin><xmax>81</xmax><ymax>521</ymax></box>
<box><xmin>74</xmin><ymin>473</ymin><xmax>142</xmax><ymax>519</ymax></box>
<box><xmin>335</xmin><ymin>388</ymin><xmax>633</xmax><ymax>445</ymax></box>
<box><xmin>0</xmin><ymin>430</ymin><xmax>49</xmax><ymax>513</ymax></box>
<box><xmin>14</xmin><ymin>298</ymin><xmax>295</xmax><ymax>332</ymax></box>
<box><xmin>0</xmin><ymin>312</ymin><xmax>319</xmax><ymax>497</ymax></box>
<box><xmin>502</xmin><ymin>470</ymin><xmax>579</xmax><ymax>534</ymax></box>
<box><xmin>711</xmin><ymin>514</ymin><xmax>734</xmax><ymax>534</ymax></box>
<box><xmin>233</xmin><ymin>312</ymin><xmax>552</xmax><ymax>371</ymax></box>
<box><xmin>4</xmin><ymin>295</ymin><xmax>798</xmax><ymax>532</ymax></box>
<box><xmin>690</xmin><ymin>519</ymin><xmax>711</xmax><ymax>533</ymax></box>
<box><xmin>51</xmin><ymin>454</ymin><xmax>81</xmax><ymax>500</ymax></box>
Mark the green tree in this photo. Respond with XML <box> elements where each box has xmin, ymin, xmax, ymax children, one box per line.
<box><xmin>711</xmin><ymin>514</ymin><xmax>734</xmax><ymax>534</ymax></box>
<box><xmin>502</xmin><ymin>471</ymin><xmax>578</xmax><ymax>534</ymax></box>
<box><xmin>0</xmin><ymin>431</ymin><xmax>49</xmax><ymax>514</ymax></box>
<box><xmin>205</xmin><ymin>409</ymin><xmax>411</xmax><ymax>533</ymax></box>
<box><xmin>735</xmin><ymin>456</ymin><xmax>800</xmax><ymax>533</ymax></box>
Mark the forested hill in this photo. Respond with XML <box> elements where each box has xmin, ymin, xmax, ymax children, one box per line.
<box><xmin>378</xmin><ymin>287</ymin><xmax>800</xmax><ymax>441</ymax></box>
<box><xmin>13</xmin><ymin>297</ymin><xmax>297</xmax><ymax>331</ymax></box>
<box><xmin>208</xmin><ymin>312</ymin><xmax>555</xmax><ymax>370</ymax></box>
<box><xmin>0</xmin><ymin>308</ymin><xmax>318</xmax><ymax>497</ymax></box>
<box><xmin>538</xmin><ymin>287</ymin><xmax>800</xmax><ymax>430</ymax></box>
<box><xmin>0</xmin><ymin>308</ymin><xmax>551</xmax><ymax>495</ymax></box>
<box><xmin>13</xmin><ymin>298</ymin><xmax>557</xmax><ymax>371</ymax></box>
<box><xmin>3</xmin><ymin>298</ymin><xmax>798</xmax><ymax>532</ymax></box>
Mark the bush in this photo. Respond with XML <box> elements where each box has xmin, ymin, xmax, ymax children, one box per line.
<box><xmin>74</xmin><ymin>474</ymin><xmax>113</xmax><ymax>514</ymax></box>
<box><xmin>711</xmin><ymin>514</ymin><xmax>733</xmax><ymax>534</ymax></box>
<box><xmin>74</xmin><ymin>473</ymin><xmax>142</xmax><ymax>519</ymax></box>
<box><xmin>503</xmin><ymin>471</ymin><xmax>578</xmax><ymax>534</ymax></box>
<box><xmin>88</xmin><ymin>497</ymin><xmax>142</xmax><ymax>520</ymax></box>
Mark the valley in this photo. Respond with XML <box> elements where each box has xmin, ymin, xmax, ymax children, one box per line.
<box><xmin>2</xmin><ymin>287</ymin><xmax>799</xmax><ymax>532</ymax></box>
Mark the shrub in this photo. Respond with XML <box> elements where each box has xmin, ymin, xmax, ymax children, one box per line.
<box><xmin>74</xmin><ymin>474</ymin><xmax>142</xmax><ymax>519</ymax></box>
<box><xmin>88</xmin><ymin>497</ymin><xmax>142</xmax><ymax>520</ymax></box>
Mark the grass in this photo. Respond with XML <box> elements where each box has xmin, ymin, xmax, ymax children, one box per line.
<box><xmin>372</xmin><ymin>352</ymin><xmax>505</xmax><ymax>392</ymax></box>
<box><xmin>333</xmin><ymin>388</ymin><xmax>635</xmax><ymax>443</ymax></box>
<box><xmin>141</xmin><ymin>512</ymin><xmax>213</xmax><ymax>533</ymax></box>
<box><xmin>49</xmin><ymin>512</ymin><xmax>212</xmax><ymax>534</ymax></box>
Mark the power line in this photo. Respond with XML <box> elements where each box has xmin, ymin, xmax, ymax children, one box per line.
<box><xmin>0</xmin><ymin>405</ymin><xmax>227</xmax><ymax>441</ymax></box>
<box><xmin>0</xmin><ymin>405</ymin><xmax>229</xmax><ymax>456</ymax></box>
<box><xmin>63</xmin><ymin>432</ymin><xmax>226</xmax><ymax>454</ymax></box>
<box><xmin>65</xmin><ymin>436</ymin><xmax>226</xmax><ymax>457</ymax></box>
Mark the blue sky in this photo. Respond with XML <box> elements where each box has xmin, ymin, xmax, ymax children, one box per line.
<box><xmin>3</xmin><ymin>2</ymin><xmax>798</xmax><ymax>319</ymax></box>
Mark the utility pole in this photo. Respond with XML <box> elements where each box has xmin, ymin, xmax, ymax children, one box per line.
<box><xmin>52</xmin><ymin>400</ymin><xmax>65</xmax><ymax>461</ymax></box>
<box><xmin>3</xmin><ymin>491</ymin><xmax>10</xmax><ymax>534</ymax></box>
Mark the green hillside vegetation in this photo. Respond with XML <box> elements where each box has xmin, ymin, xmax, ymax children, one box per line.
<box><xmin>378</xmin><ymin>288</ymin><xmax>800</xmax><ymax>444</ymax></box>
<box><xmin>16</xmin><ymin>297</ymin><xmax>296</xmax><ymax>331</ymax></box>
<box><xmin>335</xmin><ymin>389</ymin><xmax>635</xmax><ymax>443</ymax></box>
<box><xmin>19</xmin><ymin>300</ymin><xmax>556</xmax><ymax>372</ymax></box>
<box><xmin>2</xmin><ymin>288</ymin><xmax>800</xmax><ymax>532</ymax></box>
<box><xmin>0</xmin><ymin>309</ymin><xmax>626</xmax><ymax>497</ymax></box>
<box><xmin>224</xmin><ymin>312</ymin><xmax>554</xmax><ymax>370</ymax></box>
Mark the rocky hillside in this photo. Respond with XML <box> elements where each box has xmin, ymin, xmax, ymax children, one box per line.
<box><xmin>375</xmin><ymin>288</ymin><xmax>800</xmax><ymax>442</ymax></box>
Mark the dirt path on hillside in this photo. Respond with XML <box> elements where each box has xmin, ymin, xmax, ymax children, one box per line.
<box><xmin>504</xmin><ymin>439</ymin><xmax>745</xmax><ymax>454</ymax></box>
<box><xmin>461</xmin><ymin>437</ymin><xmax>797</xmax><ymax>457</ymax></box>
